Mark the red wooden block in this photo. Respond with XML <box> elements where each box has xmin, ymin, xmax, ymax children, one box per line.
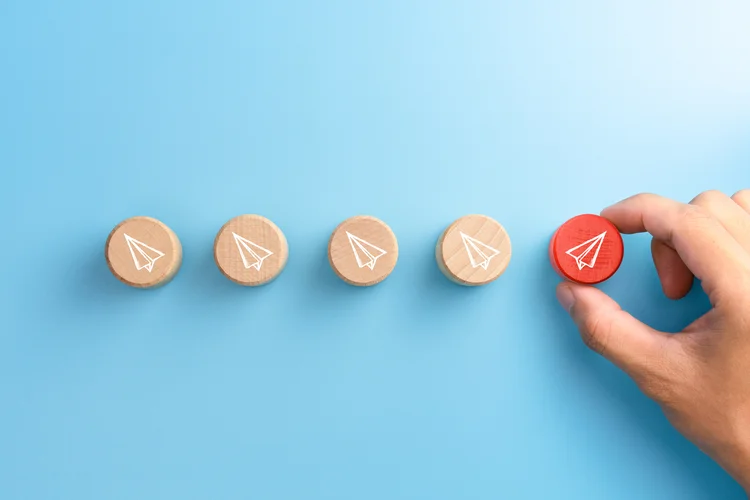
<box><xmin>549</xmin><ymin>214</ymin><xmax>624</xmax><ymax>285</ymax></box>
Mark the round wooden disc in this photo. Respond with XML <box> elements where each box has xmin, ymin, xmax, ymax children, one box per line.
<box><xmin>214</xmin><ymin>215</ymin><xmax>288</xmax><ymax>286</ymax></box>
<box><xmin>436</xmin><ymin>214</ymin><xmax>512</xmax><ymax>286</ymax></box>
<box><xmin>105</xmin><ymin>216</ymin><xmax>182</xmax><ymax>288</ymax></box>
<box><xmin>328</xmin><ymin>215</ymin><xmax>398</xmax><ymax>286</ymax></box>
<box><xmin>549</xmin><ymin>214</ymin><xmax>624</xmax><ymax>285</ymax></box>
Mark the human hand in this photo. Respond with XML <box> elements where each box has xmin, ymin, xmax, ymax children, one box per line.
<box><xmin>555</xmin><ymin>190</ymin><xmax>750</xmax><ymax>490</ymax></box>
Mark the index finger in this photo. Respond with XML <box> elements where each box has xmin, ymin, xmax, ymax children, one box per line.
<box><xmin>601</xmin><ymin>193</ymin><xmax>750</xmax><ymax>303</ymax></box>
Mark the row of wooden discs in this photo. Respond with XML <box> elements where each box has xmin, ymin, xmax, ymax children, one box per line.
<box><xmin>105</xmin><ymin>213</ymin><xmax>624</xmax><ymax>288</ymax></box>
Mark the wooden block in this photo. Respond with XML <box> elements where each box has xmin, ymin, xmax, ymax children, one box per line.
<box><xmin>105</xmin><ymin>216</ymin><xmax>182</xmax><ymax>288</ymax></box>
<box><xmin>549</xmin><ymin>214</ymin><xmax>624</xmax><ymax>285</ymax></box>
<box><xmin>436</xmin><ymin>214</ymin><xmax>512</xmax><ymax>286</ymax></box>
<box><xmin>328</xmin><ymin>215</ymin><xmax>398</xmax><ymax>286</ymax></box>
<box><xmin>214</xmin><ymin>215</ymin><xmax>288</xmax><ymax>286</ymax></box>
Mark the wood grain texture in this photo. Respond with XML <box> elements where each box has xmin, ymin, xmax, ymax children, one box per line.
<box><xmin>549</xmin><ymin>214</ymin><xmax>623</xmax><ymax>285</ymax></box>
<box><xmin>105</xmin><ymin>216</ymin><xmax>182</xmax><ymax>288</ymax></box>
<box><xmin>214</xmin><ymin>215</ymin><xmax>288</xmax><ymax>286</ymax></box>
<box><xmin>328</xmin><ymin>215</ymin><xmax>398</xmax><ymax>286</ymax></box>
<box><xmin>436</xmin><ymin>214</ymin><xmax>512</xmax><ymax>286</ymax></box>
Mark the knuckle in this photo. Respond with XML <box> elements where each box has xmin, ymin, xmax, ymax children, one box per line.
<box><xmin>631</xmin><ymin>192</ymin><xmax>659</xmax><ymax>205</ymax></box>
<box><xmin>636</xmin><ymin>344</ymin><xmax>686</xmax><ymax>403</ymax></box>
<box><xmin>678</xmin><ymin>204</ymin><xmax>713</xmax><ymax>226</ymax></box>
<box><xmin>637</xmin><ymin>375</ymin><xmax>670</xmax><ymax>401</ymax></box>
<box><xmin>638</xmin><ymin>372</ymin><xmax>680</xmax><ymax>403</ymax></box>
<box><xmin>690</xmin><ymin>189</ymin><xmax>728</xmax><ymax>208</ymax></box>
<box><xmin>731</xmin><ymin>188</ymin><xmax>750</xmax><ymax>206</ymax></box>
<box><xmin>580</xmin><ymin>315</ymin><xmax>612</xmax><ymax>356</ymax></box>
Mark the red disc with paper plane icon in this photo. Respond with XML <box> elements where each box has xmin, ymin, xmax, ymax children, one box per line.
<box><xmin>549</xmin><ymin>214</ymin><xmax>623</xmax><ymax>285</ymax></box>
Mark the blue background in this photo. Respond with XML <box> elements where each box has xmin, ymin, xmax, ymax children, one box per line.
<box><xmin>2</xmin><ymin>0</ymin><xmax>749</xmax><ymax>498</ymax></box>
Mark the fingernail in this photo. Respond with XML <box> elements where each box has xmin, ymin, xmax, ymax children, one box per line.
<box><xmin>556</xmin><ymin>284</ymin><xmax>576</xmax><ymax>312</ymax></box>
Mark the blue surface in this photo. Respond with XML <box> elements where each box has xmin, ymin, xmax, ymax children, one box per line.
<box><xmin>2</xmin><ymin>1</ymin><xmax>750</xmax><ymax>498</ymax></box>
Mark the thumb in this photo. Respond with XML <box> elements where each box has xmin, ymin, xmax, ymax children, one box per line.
<box><xmin>556</xmin><ymin>282</ymin><xmax>669</xmax><ymax>377</ymax></box>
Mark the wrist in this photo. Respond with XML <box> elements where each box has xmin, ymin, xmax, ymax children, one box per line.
<box><xmin>685</xmin><ymin>408</ymin><xmax>750</xmax><ymax>492</ymax></box>
<box><xmin>717</xmin><ymin>413</ymin><xmax>750</xmax><ymax>492</ymax></box>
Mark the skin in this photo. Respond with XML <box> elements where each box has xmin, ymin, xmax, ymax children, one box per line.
<box><xmin>556</xmin><ymin>190</ymin><xmax>750</xmax><ymax>492</ymax></box>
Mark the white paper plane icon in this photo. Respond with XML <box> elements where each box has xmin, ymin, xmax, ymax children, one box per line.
<box><xmin>460</xmin><ymin>232</ymin><xmax>500</xmax><ymax>270</ymax></box>
<box><xmin>566</xmin><ymin>231</ymin><xmax>607</xmax><ymax>271</ymax></box>
<box><xmin>124</xmin><ymin>233</ymin><xmax>165</xmax><ymax>273</ymax></box>
<box><xmin>233</xmin><ymin>232</ymin><xmax>273</xmax><ymax>271</ymax></box>
<box><xmin>347</xmin><ymin>232</ymin><xmax>387</xmax><ymax>270</ymax></box>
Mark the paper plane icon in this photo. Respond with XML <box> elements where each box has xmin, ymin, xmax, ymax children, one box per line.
<box><xmin>347</xmin><ymin>232</ymin><xmax>387</xmax><ymax>270</ymax></box>
<box><xmin>566</xmin><ymin>231</ymin><xmax>607</xmax><ymax>271</ymax></box>
<box><xmin>233</xmin><ymin>232</ymin><xmax>273</xmax><ymax>271</ymax></box>
<box><xmin>460</xmin><ymin>232</ymin><xmax>500</xmax><ymax>270</ymax></box>
<box><xmin>124</xmin><ymin>233</ymin><xmax>165</xmax><ymax>273</ymax></box>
